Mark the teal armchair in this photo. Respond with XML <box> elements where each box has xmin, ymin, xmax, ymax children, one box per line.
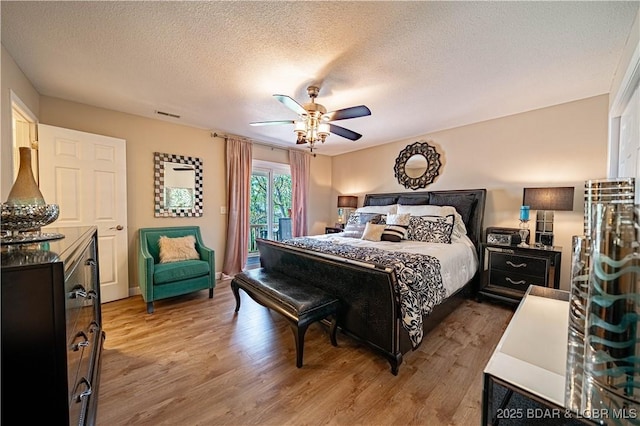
<box><xmin>138</xmin><ymin>226</ymin><xmax>215</xmax><ymax>313</ymax></box>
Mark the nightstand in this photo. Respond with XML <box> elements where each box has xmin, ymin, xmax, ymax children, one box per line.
<box><xmin>325</xmin><ymin>227</ymin><xmax>343</xmax><ymax>234</ymax></box>
<box><xmin>478</xmin><ymin>243</ymin><xmax>562</xmax><ymax>304</ymax></box>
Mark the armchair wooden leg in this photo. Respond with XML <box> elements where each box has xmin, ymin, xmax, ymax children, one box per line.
<box><xmin>146</xmin><ymin>302</ymin><xmax>154</xmax><ymax>314</ymax></box>
<box><xmin>209</xmin><ymin>287</ymin><xmax>214</xmax><ymax>298</ymax></box>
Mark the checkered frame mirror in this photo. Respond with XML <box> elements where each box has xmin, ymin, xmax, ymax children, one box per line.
<box><xmin>154</xmin><ymin>152</ymin><xmax>203</xmax><ymax>217</ymax></box>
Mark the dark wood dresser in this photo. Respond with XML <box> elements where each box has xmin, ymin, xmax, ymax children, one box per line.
<box><xmin>1</xmin><ymin>226</ymin><xmax>105</xmax><ymax>425</ymax></box>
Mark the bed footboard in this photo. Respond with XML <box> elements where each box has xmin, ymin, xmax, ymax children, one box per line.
<box><xmin>256</xmin><ymin>238</ymin><xmax>407</xmax><ymax>374</ymax></box>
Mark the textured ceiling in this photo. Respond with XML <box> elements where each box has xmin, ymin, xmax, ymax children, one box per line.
<box><xmin>1</xmin><ymin>1</ymin><xmax>638</xmax><ymax>156</ymax></box>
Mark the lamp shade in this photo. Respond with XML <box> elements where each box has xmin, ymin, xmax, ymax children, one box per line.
<box><xmin>523</xmin><ymin>187</ymin><xmax>574</xmax><ymax>211</ymax></box>
<box><xmin>337</xmin><ymin>195</ymin><xmax>358</xmax><ymax>208</ymax></box>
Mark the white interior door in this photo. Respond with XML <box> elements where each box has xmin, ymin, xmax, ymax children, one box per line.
<box><xmin>38</xmin><ymin>124</ymin><xmax>129</xmax><ymax>303</ymax></box>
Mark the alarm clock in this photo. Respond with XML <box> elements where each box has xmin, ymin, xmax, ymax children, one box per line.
<box><xmin>487</xmin><ymin>233</ymin><xmax>512</xmax><ymax>245</ymax></box>
<box><xmin>486</xmin><ymin>227</ymin><xmax>522</xmax><ymax>246</ymax></box>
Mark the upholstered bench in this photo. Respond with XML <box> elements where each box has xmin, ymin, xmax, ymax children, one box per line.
<box><xmin>231</xmin><ymin>268</ymin><xmax>340</xmax><ymax>368</ymax></box>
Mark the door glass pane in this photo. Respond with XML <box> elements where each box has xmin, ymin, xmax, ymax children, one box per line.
<box><xmin>249</xmin><ymin>171</ymin><xmax>268</xmax><ymax>253</ymax></box>
<box><xmin>272</xmin><ymin>173</ymin><xmax>292</xmax><ymax>241</ymax></box>
<box><xmin>248</xmin><ymin>164</ymin><xmax>292</xmax><ymax>257</ymax></box>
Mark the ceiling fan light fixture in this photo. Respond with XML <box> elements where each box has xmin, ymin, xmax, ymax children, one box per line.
<box><xmin>252</xmin><ymin>85</ymin><xmax>371</xmax><ymax>152</ymax></box>
<box><xmin>318</xmin><ymin>122</ymin><xmax>330</xmax><ymax>141</ymax></box>
<box><xmin>294</xmin><ymin>120</ymin><xmax>306</xmax><ymax>133</ymax></box>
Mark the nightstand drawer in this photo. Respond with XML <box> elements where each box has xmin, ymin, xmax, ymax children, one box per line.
<box><xmin>488</xmin><ymin>269</ymin><xmax>547</xmax><ymax>292</ymax></box>
<box><xmin>489</xmin><ymin>252</ymin><xmax>548</xmax><ymax>278</ymax></box>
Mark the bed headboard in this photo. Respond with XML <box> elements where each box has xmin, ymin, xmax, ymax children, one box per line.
<box><xmin>363</xmin><ymin>189</ymin><xmax>487</xmax><ymax>251</ymax></box>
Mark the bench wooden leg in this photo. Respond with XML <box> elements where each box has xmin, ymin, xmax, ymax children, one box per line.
<box><xmin>291</xmin><ymin>324</ymin><xmax>308</xmax><ymax>368</ymax></box>
<box><xmin>231</xmin><ymin>281</ymin><xmax>241</xmax><ymax>312</ymax></box>
<box><xmin>329</xmin><ymin>316</ymin><xmax>338</xmax><ymax>347</ymax></box>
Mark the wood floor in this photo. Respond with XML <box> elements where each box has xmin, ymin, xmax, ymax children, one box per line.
<box><xmin>97</xmin><ymin>279</ymin><xmax>514</xmax><ymax>425</ymax></box>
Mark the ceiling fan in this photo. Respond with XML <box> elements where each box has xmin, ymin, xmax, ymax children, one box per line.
<box><xmin>250</xmin><ymin>85</ymin><xmax>371</xmax><ymax>151</ymax></box>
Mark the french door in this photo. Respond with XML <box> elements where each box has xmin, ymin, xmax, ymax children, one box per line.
<box><xmin>249</xmin><ymin>160</ymin><xmax>291</xmax><ymax>255</ymax></box>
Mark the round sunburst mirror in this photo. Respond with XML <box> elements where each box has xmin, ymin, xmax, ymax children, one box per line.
<box><xmin>393</xmin><ymin>141</ymin><xmax>441</xmax><ymax>190</ymax></box>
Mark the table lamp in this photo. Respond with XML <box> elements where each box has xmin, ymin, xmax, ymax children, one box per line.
<box><xmin>337</xmin><ymin>195</ymin><xmax>358</xmax><ymax>227</ymax></box>
<box><xmin>523</xmin><ymin>186</ymin><xmax>574</xmax><ymax>246</ymax></box>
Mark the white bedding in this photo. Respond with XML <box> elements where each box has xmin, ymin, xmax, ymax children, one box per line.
<box><xmin>309</xmin><ymin>232</ymin><xmax>478</xmax><ymax>297</ymax></box>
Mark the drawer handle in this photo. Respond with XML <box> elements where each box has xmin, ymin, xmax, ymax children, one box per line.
<box><xmin>70</xmin><ymin>284</ymin><xmax>87</xmax><ymax>299</ymax></box>
<box><xmin>73</xmin><ymin>377</ymin><xmax>93</xmax><ymax>402</ymax></box>
<box><xmin>86</xmin><ymin>259</ymin><xmax>97</xmax><ymax>266</ymax></box>
<box><xmin>87</xmin><ymin>290</ymin><xmax>98</xmax><ymax>300</ymax></box>
<box><xmin>506</xmin><ymin>277</ymin><xmax>527</xmax><ymax>285</ymax></box>
<box><xmin>506</xmin><ymin>261</ymin><xmax>527</xmax><ymax>268</ymax></box>
<box><xmin>71</xmin><ymin>331</ymin><xmax>90</xmax><ymax>351</ymax></box>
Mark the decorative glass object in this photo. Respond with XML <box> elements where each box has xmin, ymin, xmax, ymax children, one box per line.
<box><xmin>565</xmin><ymin>178</ymin><xmax>638</xmax><ymax>418</ymax></box>
<box><xmin>582</xmin><ymin>203</ymin><xmax>640</xmax><ymax>418</ymax></box>
<box><xmin>518</xmin><ymin>219</ymin><xmax>529</xmax><ymax>247</ymax></box>
<box><xmin>584</xmin><ymin>178</ymin><xmax>635</xmax><ymax>237</ymax></box>
<box><xmin>1</xmin><ymin>147</ymin><xmax>62</xmax><ymax>244</ymax></box>
<box><xmin>565</xmin><ymin>234</ymin><xmax>591</xmax><ymax>413</ymax></box>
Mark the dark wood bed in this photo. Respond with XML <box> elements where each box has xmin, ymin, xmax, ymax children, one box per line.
<box><xmin>256</xmin><ymin>188</ymin><xmax>486</xmax><ymax>374</ymax></box>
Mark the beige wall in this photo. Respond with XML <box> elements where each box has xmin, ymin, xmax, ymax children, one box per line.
<box><xmin>331</xmin><ymin>95</ymin><xmax>610</xmax><ymax>290</ymax></box>
<box><xmin>35</xmin><ymin>97</ymin><xmax>333</xmax><ymax>292</ymax></box>
<box><xmin>1</xmin><ymin>44</ymin><xmax>40</xmax><ymax>199</ymax></box>
<box><xmin>39</xmin><ymin>96</ymin><xmax>227</xmax><ymax>289</ymax></box>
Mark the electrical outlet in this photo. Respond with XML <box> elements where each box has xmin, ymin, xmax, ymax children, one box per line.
<box><xmin>220</xmin><ymin>206</ymin><xmax>227</xmax><ymax>214</ymax></box>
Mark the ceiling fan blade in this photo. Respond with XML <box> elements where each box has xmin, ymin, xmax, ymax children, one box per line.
<box><xmin>273</xmin><ymin>94</ymin><xmax>307</xmax><ymax>116</ymax></box>
<box><xmin>323</xmin><ymin>105</ymin><xmax>371</xmax><ymax>122</ymax></box>
<box><xmin>329</xmin><ymin>124</ymin><xmax>362</xmax><ymax>141</ymax></box>
<box><xmin>250</xmin><ymin>120</ymin><xmax>295</xmax><ymax>126</ymax></box>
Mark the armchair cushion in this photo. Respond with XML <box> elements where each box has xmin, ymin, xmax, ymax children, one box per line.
<box><xmin>158</xmin><ymin>235</ymin><xmax>200</xmax><ymax>263</ymax></box>
<box><xmin>153</xmin><ymin>259</ymin><xmax>210</xmax><ymax>285</ymax></box>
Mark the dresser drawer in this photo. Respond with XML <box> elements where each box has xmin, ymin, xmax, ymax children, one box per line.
<box><xmin>488</xmin><ymin>269</ymin><xmax>547</xmax><ymax>292</ymax></box>
<box><xmin>488</xmin><ymin>252</ymin><xmax>548</xmax><ymax>279</ymax></box>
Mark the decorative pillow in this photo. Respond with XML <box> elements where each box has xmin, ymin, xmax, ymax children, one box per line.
<box><xmin>381</xmin><ymin>213</ymin><xmax>410</xmax><ymax>242</ymax></box>
<box><xmin>358</xmin><ymin>213</ymin><xmax>383</xmax><ymax>225</ymax></box>
<box><xmin>158</xmin><ymin>235</ymin><xmax>200</xmax><ymax>263</ymax></box>
<box><xmin>343</xmin><ymin>222</ymin><xmax>366</xmax><ymax>238</ymax></box>
<box><xmin>397</xmin><ymin>204</ymin><xmax>467</xmax><ymax>239</ymax></box>
<box><xmin>407</xmin><ymin>215</ymin><xmax>455</xmax><ymax>244</ymax></box>
<box><xmin>344</xmin><ymin>213</ymin><xmax>384</xmax><ymax>238</ymax></box>
<box><xmin>361</xmin><ymin>223</ymin><xmax>386</xmax><ymax>242</ymax></box>
<box><xmin>356</xmin><ymin>204</ymin><xmax>398</xmax><ymax>215</ymax></box>
<box><xmin>346</xmin><ymin>212</ymin><xmax>360</xmax><ymax>225</ymax></box>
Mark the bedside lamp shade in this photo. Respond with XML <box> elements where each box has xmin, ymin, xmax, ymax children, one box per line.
<box><xmin>337</xmin><ymin>195</ymin><xmax>357</xmax><ymax>226</ymax></box>
<box><xmin>523</xmin><ymin>186</ymin><xmax>574</xmax><ymax>246</ymax></box>
<box><xmin>523</xmin><ymin>187</ymin><xmax>574</xmax><ymax>211</ymax></box>
<box><xmin>337</xmin><ymin>196</ymin><xmax>358</xmax><ymax>209</ymax></box>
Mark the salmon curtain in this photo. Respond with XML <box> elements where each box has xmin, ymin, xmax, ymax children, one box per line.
<box><xmin>222</xmin><ymin>138</ymin><xmax>252</xmax><ymax>277</ymax></box>
<box><xmin>289</xmin><ymin>149</ymin><xmax>310</xmax><ymax>237</ymax></box>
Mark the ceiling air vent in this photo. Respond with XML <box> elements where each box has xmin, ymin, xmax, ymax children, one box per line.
<box><xmin>155</xmin><ymin>110</ymin><xmax>181</xmax><ymax>119</ymax></box>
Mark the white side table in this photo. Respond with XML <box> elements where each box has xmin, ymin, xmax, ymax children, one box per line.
<box><xmin>482</xmin><ymin>285</ymin><xmax>572</xmax><ymax>425</ymax></box>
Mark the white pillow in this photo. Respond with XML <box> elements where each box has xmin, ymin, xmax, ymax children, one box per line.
<box><xmin>356</xmin><ymin>204</ymin><xmax>398</xmax><ymax>215</ymax></box>
<box><xmin>397</xmin><ymin>204</ymin><xmax>467</xmax><ymax>239</ymax></box>
<box><xmin>361</xmin><ymin>222</ymin><xmax>386</xmax><ymax>242</ymax></box>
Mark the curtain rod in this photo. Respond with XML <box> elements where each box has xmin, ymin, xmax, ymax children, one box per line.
<box><xmin>211</xmin><ymin>132</ymin><xmax>290</xmax><ymax>152</ymax></box>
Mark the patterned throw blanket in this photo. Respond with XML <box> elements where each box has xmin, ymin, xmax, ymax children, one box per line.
<box><xmin>280</xmin><ymin>237</ymin><xmax>446</xmax><ymax>347</ymax></box>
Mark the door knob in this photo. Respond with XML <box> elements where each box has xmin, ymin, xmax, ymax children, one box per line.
<box><xmin>110</xmin><ymin>225</ymin><xmax>124</xmax><ymax>231</ymax></box>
